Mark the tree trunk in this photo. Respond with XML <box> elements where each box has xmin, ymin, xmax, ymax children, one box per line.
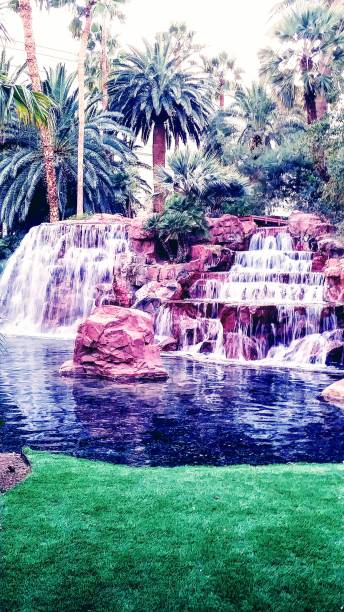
<box><xmin>304</xmin><ymin>90</ymin><xmax>317</xmax><ymax>124</ymax></box>
<box><xmin>18</xmin><ymin>0</ymin><xmax>59</xmax><ymax>223</ymax></box>
<box><xmin>100</xmin><ymin>21</ymin><xmax>109</xmax><ymax>111</ymax></box>
<box><xmin>219</xmin><ymin>76</ymin><xmax>225</xmax><ymax>108</ymax></box>
<box><xmin>174</xmin><ymin>133</ymin><xmax>180</xmax><ymax>152</ymax></box>
<box><xmin>152</xmin><ymin>120</ymin><xmax>166</xmax><ymax>213</ymax></box>
<box><xmin>315</xmin><ymin>93</ymin><xmax>328</xmax><ymax>121</ymax></box>
<box><xmin>77</xmin><ymin>0</ymin><xmax>97</xmax><ymax>217</ymax></box>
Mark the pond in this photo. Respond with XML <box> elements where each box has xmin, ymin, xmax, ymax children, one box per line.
<box><xmin>1</xmin><ymin>337</ymin><xmax>344</xmax><ymax>466</ymax></box>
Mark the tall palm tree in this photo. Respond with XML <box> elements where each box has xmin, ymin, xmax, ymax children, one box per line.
<box><xmin>108</xmin><ymin>39</ymin><xmax>213</xmax><ymax>212</ymax></box>
<box><xmin>202</xmin><ymin>52</ymin><xmax>243</xmax><ymax>108</ymax></box>
<box><xmin>260</xmin><ymin>3</ymin><xmax>344</xmax><ymax>124</ymax></box>
<box><xmin>17</xmin><ymin>0</ymin><xmax>59</xmax><ymax>223</ymax></box>
<box><xmin>0</xmin><ymin>64</ymin><xmax>143</xmax><ymax>228</ymax></box>
<box><xmin>69</xmin><ymin>0</ymin><xmax>125</xmax><ymax>217</ymax></box>
<box><xmin>226</xmin><ymin>83</ymin><xmax>305</xmax><ymax>150</ymax></box>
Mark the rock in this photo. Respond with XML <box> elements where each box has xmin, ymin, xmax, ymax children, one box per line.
<box><xmin>113</xmin><ymin>275</ymin><xmax>133</xmax><ymax>307</ymax></box>
<box><xmin>324</xmin><ymin>258</ymin><xmax>344</xmax><ymax>303</ymax></box>
<box><xmin>241</xmin><ymin>219</ymin><xmax>257</xmax><ymax>240</ymax></box>
<box><xmin>311</xmin><ymin>253</ymin><xmax>327</xmax><ymax>273</ymax></box>
<box><xmin>208</xmin><ymin>215</ymin><xmax>245</xmax><ymax>249</ymax></box>
<box><xmin>135</xmin><ymin>280</ymin><xmax>182</xmax><ymax>305</ymax></box>
<box><xmin>60</xmin><ymin>306</ymin><xmax>168</xmax><ymax>382</ymax></box>
<box><xmin>321</xmin><ymin>379</ymin><xmax>344</xmax><ymax>406</ymax></box>
<box><xmin>190</xmin><ymin>244</ymin><xmax>234</xmax><ymax>271</ymax></box>
<box><xmin>288</xmin><ymin>211</ymin><xmax>334</xmax><ymax>242</ymax></box>
<box><xmin>157</xmin><ymin>336</ymin><xmax>178</xmax><ymax>352</ymax></box>
<box><xmin>317</xmin><ymin>236</ymin><xmax>344</xmax><ymax>258</ymax></box>
<box><xmin>224</xmin><ymin>332</ymin><xmax>259</xmax><ymax>361</ymax></box>
<box><xmin>0</xmin><ymin>452</ymin><xmax>31</xmax><ymax>492</ymax></box>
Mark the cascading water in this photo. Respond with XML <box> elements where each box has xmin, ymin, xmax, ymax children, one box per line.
<box><xmin>156</xmin><ymin>231</ymin><xmax>343</xmax><ymax>367</ymax></box>
<box><xmin>0</xmin><ymin>222</ymin><xmax>132</xmax><ymax>337</ymax></box>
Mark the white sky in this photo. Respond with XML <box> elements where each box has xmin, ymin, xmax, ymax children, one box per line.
<box><xmin>5</xmin><ymin>0</ymin><xmax>278</xmax><ymax>82</ymax></box>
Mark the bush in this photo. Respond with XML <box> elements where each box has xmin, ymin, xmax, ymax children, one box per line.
<box><xmin>145</xmin><ymin>194</ymin><xmax>208</xmax><ymax>262</ymax></box>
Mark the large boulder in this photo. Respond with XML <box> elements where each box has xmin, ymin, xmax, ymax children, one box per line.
<box><xmin>321</xmin><ymin>379</ymin><xmax>344</xmax><ymax>406</ymax></box>
<box><xmin>60</xmin><ymin>306</ymin><xmax>168</xmax><ymax>382</ymax></box>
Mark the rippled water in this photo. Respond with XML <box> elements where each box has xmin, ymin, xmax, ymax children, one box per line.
<box><xmin>1</xmin><ymin>337</ymin><xmax>344</xmax><ymax>466</ymax></box>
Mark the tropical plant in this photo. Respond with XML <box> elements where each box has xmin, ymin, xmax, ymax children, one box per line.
<box><xmin>0</xmin><ymin>64</ymin><xmax>146</xmax><ymax>229</ymax></box>
<box><xmin>85</xmin><ymin>25</ymin><xmax>119</xmax><ymax>106</ymax></box>
<box><xmin>202</xmin><ymin>51</ymin><xmax>242</xmax><ymax>107</ymax></box>
<box><xmin>16</xmin><ymin>0</ymin><xmax>59</xmax><ymax>223</ymax></box>
<box><xmin>202</xmin><ymin>109</ymin><xmax>237</xmax><ymax>159</ymax></box>
<box><xmin>226</xmin><ymin>83</ymin><xmax>305</xmax><ymax>150</ymax></box>
<box><xmin>69</xmin><ymin>0</ymin><xmax>126</xmax><ymax>216</ymax></box>
<box><xmin>145</xmin><ymin>194</ymin><xmax>208</xmax><ymax>262</ymax></box>
<box><xmin>260</xmin><ymin>3</ymin><xmax>344</xmax><ymax>124</ymax></box>
<box><xmin>108</xmin><ymin>39</ymin><xmax>213</xmax><ymax>212</ymax></box>
<box><xmin>156</xmin><ymin>147</ymin><xmax>248</xmax><ymax>217</ymax></box>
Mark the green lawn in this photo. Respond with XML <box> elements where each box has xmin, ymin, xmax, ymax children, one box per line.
<box><xmin>1</xmin><ymin>451</ymin><xmax>343</xmax><ymax>612</ymax></box>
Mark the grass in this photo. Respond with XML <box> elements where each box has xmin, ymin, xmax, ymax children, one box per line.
<box><xmin>1</xmin><ymin>451</ymin><xmax>344</xmax><ymax>612</ymax></box>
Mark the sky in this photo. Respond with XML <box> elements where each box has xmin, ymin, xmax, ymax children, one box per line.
<box><xmin>5</xmin><ymin>0</ymin><xmax>278</xmax><ymax>82</ymax></box>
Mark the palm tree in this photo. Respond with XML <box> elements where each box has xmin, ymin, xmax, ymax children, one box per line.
<box><xmin>17</xmin><ymin>0</ymin><xmax>59</xmax><ymax>223</ymax></box>
<box><xmin>108</xmin><ymin>39</ymin><xmax>213</xmax><ymax>212</ymax></box>
<box><xmin>226</xmin><ymin>83</ymin><xmax>305</xmax><ymax>150</ymax></box>
<box><xmin>69</xmin><ymin>0</ymin><xmax>125</xmax><ymax>217</ymax></box>
<box><xmin>202</xmin><ymin>52</ymin><xmax>243</xmax><ymax>108</ymax></box>
<box><xmin>0</xmin><ymin>65</ymin><xmax>145</xmax><ymax>228</ymax></box>
<box><xmin>156</xmin><ymin>147</ymin><xmax>248</xmax><ymax>216</ymax></box>
<box><xmin>260</xmin><ymin>3</ymin><xmax>344</xmax><ymax>124</ymax></box>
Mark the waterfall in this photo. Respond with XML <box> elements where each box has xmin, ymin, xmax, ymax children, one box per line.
<box><xmin>0</xmin><ymin>222</ymin><xmax>131</xmax><ymax>337</ymax></box>
<box><xmin>157</xmin><ymin>231</ymin><xmax>342</xmax><ymax>367</ymax></box>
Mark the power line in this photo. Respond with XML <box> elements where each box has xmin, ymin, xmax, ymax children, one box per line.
<box><xmin>12</xmin><ymin>39</ymin><xmax>78</xmax><ymax>57</ymax></box>
<box><xmin>6</xmin><ymin>45</ymin><xmax>78</xmax><ymax>63</ymax></box>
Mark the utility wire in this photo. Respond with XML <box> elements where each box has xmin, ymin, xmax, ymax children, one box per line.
<box><xmin>7</xmin><ymin>45</ymin><xmax>78</xmax><ymax>63</ymax></box>
<box><xmin>11</xmin><ymin>39</ymin><xmax>77</xmax><ymax>57</ymax></box>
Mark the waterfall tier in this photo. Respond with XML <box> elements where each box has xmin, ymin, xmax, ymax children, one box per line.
<box><xmin>155</xmin><ymin>231</ymin><xmax>344</xmax><ymax>367</ymax></box>
<box><xmin>0</xmin><ymin>222</ymin><xmax>131</xmax><ymax>336</ymax></box>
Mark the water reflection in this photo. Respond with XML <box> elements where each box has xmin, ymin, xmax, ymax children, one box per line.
<box><xmin>0</xmin><ymin>338</ymin><xmax>344</xmax><ymax>466</ymax></box>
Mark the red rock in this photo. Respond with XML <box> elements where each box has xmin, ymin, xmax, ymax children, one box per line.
<box><xmin>224</xmin><ymin>332</ymin><xmax>259</xmax><ymax>360</ymax></box>
<box><xmin>324</xmin><ymin>258</ymin><xmax>344</xmax><ymax>303</ymax></box>
<box><xmin>241</xmin><ymin>219</ymin><xmax>257</xmax><ymax>240</ymax></box>
<box><xmin>322</xmin><ymin>379</ymin><xmax>344</xmax><ymax>406</ymax></box>
<box><xmin>311</xmin><ymin>253</ymin><xmax>327</xmax><ymax>273</ymax></box>
<box><xmin>207</xmin><ymin>215</ymin><xmax>245</xmax><ymax>249</ymax></box>
<box><xmin>157</xmin><ymin>336</ymin><xmax>178</xmax><ymax>351</ymax></box>
<box><xmin>317</xmin><ymin>236</ymin><xmax>344</xmax><ymax>257</ymax></box>
<box><xmin>288</xmin><ymin>211</ymin><xmax>334</xmax><ymax>241</ymax></box>
<box><xmin>60</xmin><ymin>306</ymin><xmax>168</xmax><ymax>382</ymax></box>
<box><xmin>113</xmin><ymin>275</ymin><xmax>133</xmax><ymax>307</ymax></box>
<box><xmin>135</xmin><ymin>280</ymin><xmax>182</xmax><ymax>305</ymax></box>
<box><xmin>190</xmin><ymin>244</ymin><xmax>234</xmax><ymax>271</ymax></box>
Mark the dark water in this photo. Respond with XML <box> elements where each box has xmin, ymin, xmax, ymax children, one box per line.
<box><xmin>1</xmin><ymin>337</ymin><xmax>344</xmax><ymax>466</ymax></box>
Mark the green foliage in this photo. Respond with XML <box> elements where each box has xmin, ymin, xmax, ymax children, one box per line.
<box><xmin>108</xmin><ymin>38</ymin><xmax>213</xmax><ymax>147</ymax></box>
<box><xmin>146</xmin><ymin>193</ymin><xmax>208</xmax><ymax>262</ymax></box>
<box><xmin>157</xmin><ymin>147</ymin><xmax>248</xmax><ymax>217</ymax></box>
